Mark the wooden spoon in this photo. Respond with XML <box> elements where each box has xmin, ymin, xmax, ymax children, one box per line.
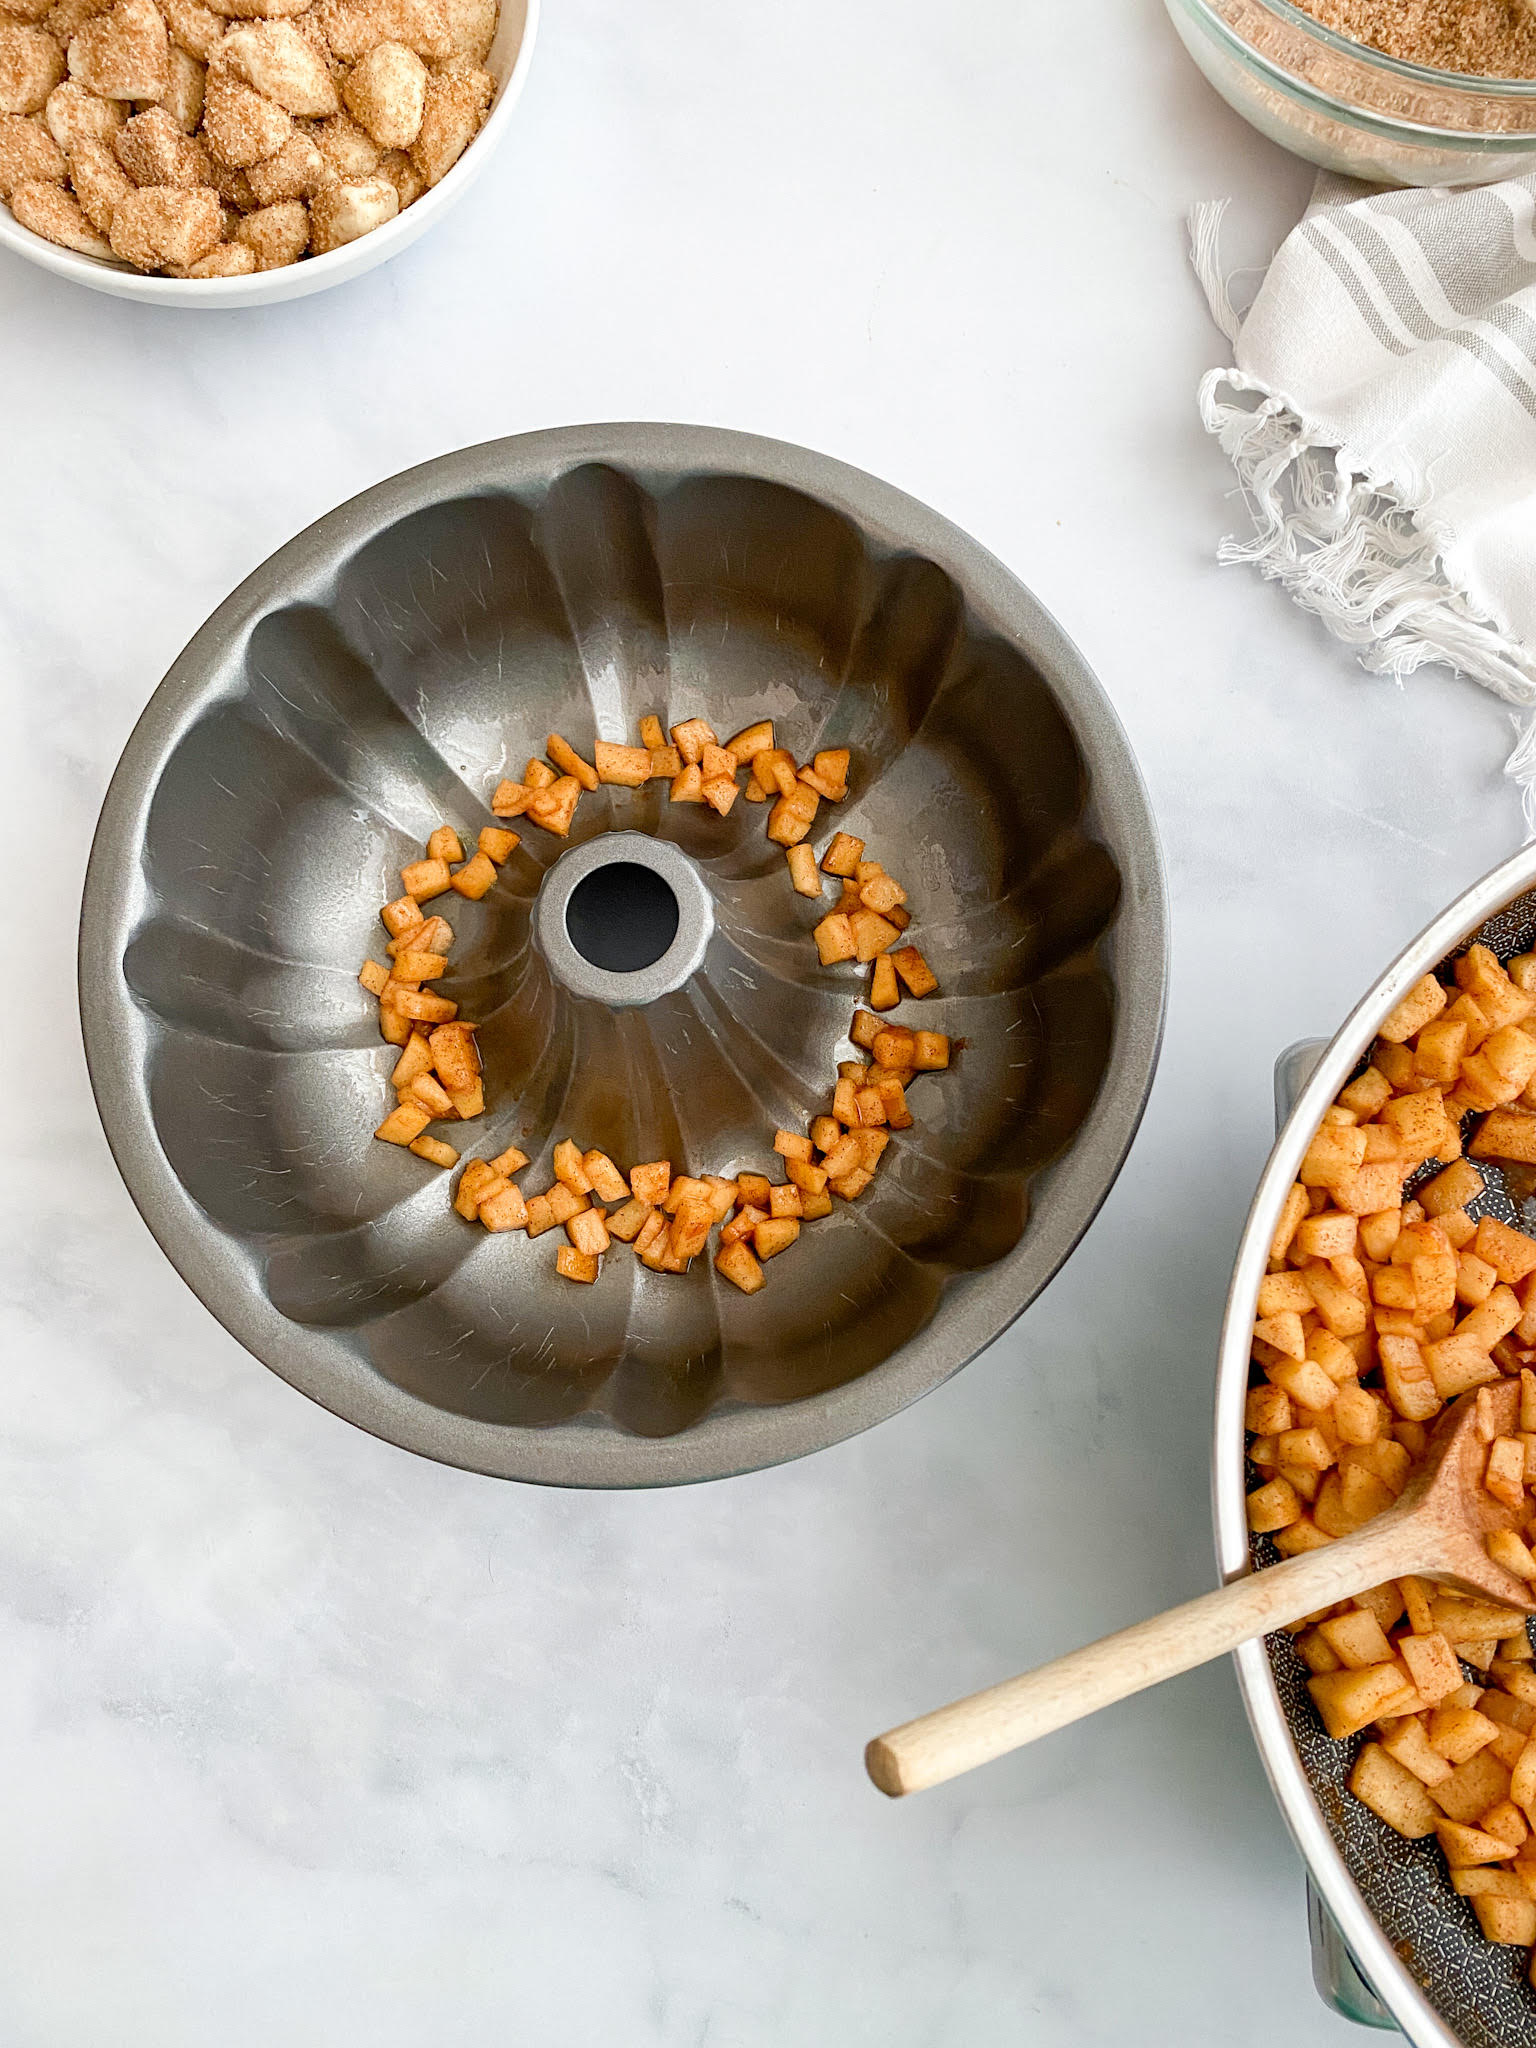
<box><xmin>866</xmin><ymin>1380</ymin><xmax>1535</xmax><ymax>1799</ymax></box>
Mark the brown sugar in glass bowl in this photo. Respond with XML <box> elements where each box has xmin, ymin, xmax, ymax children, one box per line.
<box><xmin>1300</xmin><ymin>0</ymin><xmax>1536</xmax><ymax>78</ymax></box>
<box><xmin>1165</xmin><ymin>0</ymin><xmax>1536</xmax><ymax>186</ymax></box>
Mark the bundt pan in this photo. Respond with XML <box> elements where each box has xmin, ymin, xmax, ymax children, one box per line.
<box><xmin>79</xmin><ymin>426</ymin><xmax>1168</xmax><ymax>1487</ymax></box>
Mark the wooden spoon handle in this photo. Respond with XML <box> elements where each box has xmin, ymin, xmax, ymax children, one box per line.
<box><xmin>866</xmin><ymin>1509</ymin><xmax>1431</xmax><ymax>1797</ymax></box>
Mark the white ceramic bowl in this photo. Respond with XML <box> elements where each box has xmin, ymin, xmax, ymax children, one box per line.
<box><xmin>0</xmin><ymin>0</ymin><xmax>537</xmax><ymax>306</ymax></box>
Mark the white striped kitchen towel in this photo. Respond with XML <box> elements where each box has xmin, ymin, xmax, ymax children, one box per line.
<box><xmin>1193</xmin><ymin>173</ymin><xmax>1536</xmax><ymax>823</ymax></box>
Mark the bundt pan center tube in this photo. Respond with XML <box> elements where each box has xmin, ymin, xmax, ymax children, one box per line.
<box><xmin>536</xmin><ymin>831</ymin><xmax>711</xmax><ymax>1005</ymax></box>
<box><xmin>78</xmin><ymin>425</ymin><xmax>1168</xmax><ymax>1487</ymax></box>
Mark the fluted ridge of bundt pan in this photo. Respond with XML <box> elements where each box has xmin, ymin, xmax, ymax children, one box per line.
<box><xmin>79</xmin><ymin>426</ymin><xmax>1168</xmax><ymax>1486</ymax></box>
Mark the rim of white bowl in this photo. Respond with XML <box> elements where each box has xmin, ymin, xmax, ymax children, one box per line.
<box><xmin>0</xmin><ymin>0</ymin><xmax>538</xmax><ymax>307</ymax></box>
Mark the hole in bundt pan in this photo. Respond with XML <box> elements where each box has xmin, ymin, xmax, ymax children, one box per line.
<box><xmin>564</xmin><ymin>862</ymin><xmax>680</xmax><ymax>973</ymax></box>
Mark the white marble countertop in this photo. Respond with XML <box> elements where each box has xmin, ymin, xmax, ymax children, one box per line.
<box><xmin>1</xmin><ymin>1</ymin><xmax>1527</xmax><ymax>2041</ymax></box>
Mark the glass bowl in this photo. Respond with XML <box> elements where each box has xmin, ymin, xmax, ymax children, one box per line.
<box><xmin>1166</xmin><ymin>0</ymin><xmax>1536</xmax><ymax>186</ymax></box>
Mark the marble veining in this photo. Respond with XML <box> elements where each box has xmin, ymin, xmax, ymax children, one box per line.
<box><xmin>0</xmin><ymin>0</ymin><xmax>1528</xmax><ymax>2040</ymax></box>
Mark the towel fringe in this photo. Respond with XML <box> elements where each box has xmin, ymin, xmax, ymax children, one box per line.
<box><xmin>1187</xmin><ymin>200</ymin><xmax>1242</xmax><ymax>345</ymax></box>
<box><xmin>1197</xmin><ymin>365</ymin><xmax>1536</xmax><ymax>835</ymax></box>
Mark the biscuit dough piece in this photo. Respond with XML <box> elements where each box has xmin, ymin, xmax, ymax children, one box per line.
<box><xmin>68</xmin><ymin>128</ymin><xmax>132</xmax><ymax>223</ymax></box>
<box><xmin>407</xmin><ymin>60</ymin><xmax>486</xmax><ymax>185</ymax></box>
<box><xmin>318</xmin><ymin>0</ymin><xmax>450</xmax><ymax>59</ymax></box>
<box><xmin>0</xmin><ymin>21</ymin><xmax>65</xmax><ymax>111</ymax></box>
<box><xmin>107</xmin><ymin>174</ymin><xmax>217</xmax><ymax>260</ymax></box>
<box><xmin>200</xmin><ymin>57</ymin><xmax>287</xmax><ymax>160</ymax></box>
<box><xmin>11</xmin><ymin>168</ymin><xmax>109</xmax><ymax>244</ymax></box>
<box><xmin>159</xmin><ymin>0</ymin><xmax>223</xmax><ymax>60</ymax></box>
<box><xmin>114</xmin><ymin>100</ymin><xmax>204</xmax><ymax>178</ymax></box>
<box><xmin>0</xmin><ymin>108</ymin><xmax>63</xmax><ymax>191</ymax></box>
<box><xmin>341</xmin><ymin>36</ymin><xmax>422</xmax><ymax>146</ymax></box>
<box><xmin>174</xmin><ymin>232</ymin><xmax>252</xmax><ymax>270</ymax></box>
<box><xmin>242</xmin><ymin>120</ymin><xmax>328</xmax><ymax>198</ymax></box>
<box><xmin>152</xmin><ymin>41</ymin><xmax>204</xmax><ymax>126</ymax></box>
<box><xmin>232</xmin><ymin>186</ymin><xmax>304</xmax><ymax>261</ymax></box>
<box><xmin>307</xmin><ymin>165</ymin><xmax>392</xmax><ymax>249</ymax></box>
<box><xmin>67</xmin><ymin>0</ymin><xmax>167</xmax><ymax>98</ymax></box>
<box><xmin>218</xmin><ymin>18</ymin><xmax>335</xmax><ymax>111</ymax></box>
<box><xmin>43</xmin><ymin>75</ymin><xmax>121</xmax><ymax>144</ymax></box>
